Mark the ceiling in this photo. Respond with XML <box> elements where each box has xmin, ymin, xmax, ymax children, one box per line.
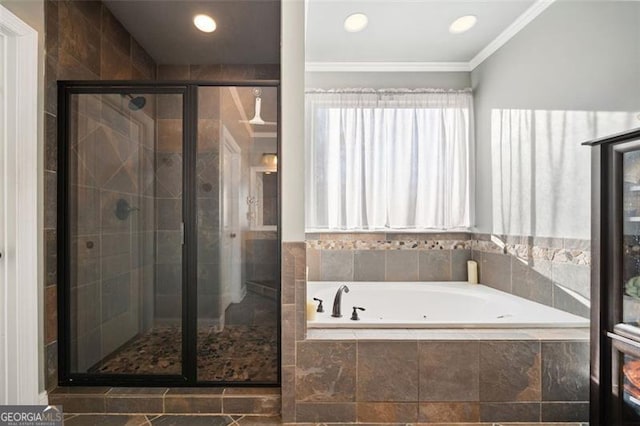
<box><xmin>306</xmin><ymin>0</ymin><xmax>536</xmax><ymax>64</ymax></box>
<box><xmin>103</xmin><ymin>0</ymin><xmax>280</xmax><ymax>65</ymax></box>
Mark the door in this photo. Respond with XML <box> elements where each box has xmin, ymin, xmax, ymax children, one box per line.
<box><xmin>61</xmin><ymin>89</ymin><xmax>187</xmax><ymax>382</ymax></box>
<box><xmin>591</xmin><ymin>135</ymin><xmax>640</xmax><ymax>426</ymax></box>
<box><xmin>60</xmin><ymin>83</ymin><xmax>281</xmax><ymax>386</ymax></box>
<box><xmin>220</xmin><ymin>126</ymin><xmax>243</xmax><ymax>319</ymax></box>
<box><xmin>602</xmin><ymin>137</ymin><xmax>640</xmax><ymax>424</ymax></box>
<box><xmin>0</xmin><ymin>4</ymin><xmax>39</xmax><ymax>403</ymax></box>
<box><xmin>195</xmin><ymin>85</ymin><xmax>279</xmax><ymax>384</ymax></box>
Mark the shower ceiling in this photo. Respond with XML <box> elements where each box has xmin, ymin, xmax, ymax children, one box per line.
<box><xmin>103</xmin><ymin>0</ymin><xmax>280</xmax><ymax>65</ymax></box>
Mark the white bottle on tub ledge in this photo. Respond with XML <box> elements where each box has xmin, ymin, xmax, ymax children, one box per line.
<box><xmin>467</xmin><ymin>260</ymin><xmax>478</xmax><ymax>284</ymax></box>
<box><xmin>306</xmin><ymin>300</ymin><xmax>317</xmax><ymax>321</ymax></box>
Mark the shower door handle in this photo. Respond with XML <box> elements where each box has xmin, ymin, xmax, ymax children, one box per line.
<box><xmin>230</xmin><ymin>233</ymin><xmax>237</xmax><ymax>238</ymax></box>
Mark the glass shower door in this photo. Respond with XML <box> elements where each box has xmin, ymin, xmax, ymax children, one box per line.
<box><xmin>196</xmin><ymin>86</ymin><xmax>279</xmax><ymax>383</ymax></box>
<box><xmin>66</xmin><ymin>90</ymin><xmax>185</xmax><ymax>378</ymax></box>
<box><xmin>61</xmin><ymin>83</ymin><xmax>280</xmax><ymax>386</ymax></box>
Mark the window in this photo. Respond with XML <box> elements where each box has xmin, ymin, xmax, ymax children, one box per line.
<box><xmin>305</xmin><ymin>89</ymin><xmax>474</xmax><ymax>231</ymax></box>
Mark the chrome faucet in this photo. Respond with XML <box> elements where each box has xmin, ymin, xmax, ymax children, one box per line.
<box><xmin>331</xmin><ymin>285</ymin><xmax>350</xmax><ymax>317</ymax></box>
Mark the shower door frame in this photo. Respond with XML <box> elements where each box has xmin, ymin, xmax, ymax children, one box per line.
<box><xmin>57</xmin><ymin>80</ymin><xmax>281</xmax><ymax>387</ymax></box>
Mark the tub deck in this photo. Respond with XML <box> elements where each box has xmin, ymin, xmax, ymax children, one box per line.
<box><xmin>307</xmin><ymin>281</ymin><xmax>589</xmax><ymax>329</ymax></box>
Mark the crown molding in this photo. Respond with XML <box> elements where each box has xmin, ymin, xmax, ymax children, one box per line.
<box><xmin>306</xmin><ymin>0</ymin><xmax>556</xmax><ymax>74</ymax></box>
<box><xmin>468</xmin><ymin>0</ymin><xmax>556</xmax><ymax>70</ymax></box>
<box><xmin>305</xmin><ymin>61</ymin><xmax>471</xmax><ymax>73</ymax></box>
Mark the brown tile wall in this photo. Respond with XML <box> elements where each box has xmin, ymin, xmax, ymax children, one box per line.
<box><xmin>281</xmin><ymin>242</ymin><xmax>306</xmax><ymax>423</ymax></box>
<box><xmin>306</xmin><ymin>232</ymin><xmax>590</xmax><ymax>318</ymax></box>
<box><xmin>68</xmin><ymin>92</ymin><xmax>158</xmax><ymax>372</ymax></box>
<box><xmin>281</xmin><ymin>238</ymin><xmax>589</xmax><ymax>424</ymax></box>
<box><xmin>152</xmin><ymin>73</ymin><xmax>187</xmax><ymax>321</ymax></box>
<box><xmin>471</xmin><ymin>233</ymin><xmax>590</xmax><ymax>318</ymax></box>
<box><xmin>46</xmin><ymin>0</ymin><xmax>281</xmax><ymax>391</ymax></box>
<box><xmin>50</xmin><ymin>387</ymin><xmax>280</xmax><ymax>416</ymax></box>
<box><xmin>245</xmin><ymin>231</ymin><xmax>279</xmax><ymax>284</ymax></box>
<box><xmin>44</xmin><ymin>0</ymin><xmax>157</xmax><ymax>390</ymax></box>
<box><xmin>152</xmin><ymin>67</ymin><xmax>280</xmax><ymax>322</ymax></box>
<box><xmin>195</xmin><ymin>85</ymin><xmax>221</xmax><ymax>322</ymax></box>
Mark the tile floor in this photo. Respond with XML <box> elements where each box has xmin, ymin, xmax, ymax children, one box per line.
<box><xmin>64</xmin><ymin>414</ymin><xmax>281</xmax><ymax>425</ymax></box>
<box><xmin>91</xmin><ymin>292</ymin><xmax>278</xmax><ymax>382</ymax></box>
<box><xmin>63</xmin><ymin>415</ymin><xmax>588</xmax><ymax>426</ymax></box>
<box><xmin>93</xmin><ymin>324</ymin><xmax>277</xmax><ymax>381</ymax></box>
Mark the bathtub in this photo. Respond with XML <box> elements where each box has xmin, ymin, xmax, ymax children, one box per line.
<box><xmin>307</xmin><ymin>281</ymin><xmax>589</xmax><ymax>329</ymax></box>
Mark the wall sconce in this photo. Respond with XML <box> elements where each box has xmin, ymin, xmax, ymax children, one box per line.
<box><xmin>261</xmin><ymin>153</ymin><xmax>277</xmax><ymax>173</ymax></box>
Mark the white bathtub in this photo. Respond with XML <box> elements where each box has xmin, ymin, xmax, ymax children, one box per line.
<box><xmin>307</xmin><ymin>281</ymin><xmax>589</xmax><ymax>329</ymax></box>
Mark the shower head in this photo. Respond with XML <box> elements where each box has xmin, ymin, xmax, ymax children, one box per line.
<box><xmin>121</xmin><ymin>94</ymin><xmax>146</xmax><ymax>111</ymax></box>
<box><xmin>127</xmin><ymin>95</ymin><xmax>147</xmax><ymax>111</ymax></box>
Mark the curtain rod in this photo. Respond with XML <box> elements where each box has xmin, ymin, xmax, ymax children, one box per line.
<box><xmin>305</xmin><ymin>88</ymin><xmax>472</xmax><ymax>94</ymax></box>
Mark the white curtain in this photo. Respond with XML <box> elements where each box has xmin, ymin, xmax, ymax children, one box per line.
<box><xmin>305</xmin><ymin>89</ymin><xmax>474</xmax><ymax>231</ymax></box>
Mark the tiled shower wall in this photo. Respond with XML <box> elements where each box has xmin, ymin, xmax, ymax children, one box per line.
<box><xmin>305</xmin><ymin>232</ymin><xmax>590</xmax><ymax>318</ymax></box>
<box><xmin>152</xmin><ymin>69</ymin><xmax>189</xmax><ymax>322</ymax></box>
<box><xmin>245</xmin><ymin>231</ymin><xmax>279</xmax><ymax>283</ymax></box>
<box><xmin>68</xmin><ymin>93</ymin><xmax>157</xmax><ymax>372</ymax></box>
<box><xmin>44</xmin><ymin>0</ymin><xmax>281</xmax><ymax>390</ymax></box>
<box><xmin>152</xmin><ymin>67</ymin><xmax>280</xmax><ymax>323</ymax></box>
<box><xmin>44</xmin><ymin>0</ymin><xmax>157</xmax><ymax>390</ymax></box>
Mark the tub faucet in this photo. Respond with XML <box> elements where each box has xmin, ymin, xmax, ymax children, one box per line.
<box><xmin>331</xmin><ymin>285</ymin><xmax>350</xmax><ymax>318</ymax></box>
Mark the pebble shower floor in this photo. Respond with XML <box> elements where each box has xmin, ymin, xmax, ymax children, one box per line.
<box><xmin>92</xmin><ymin>324</ymin><xmax>278</xmax><ymax>382</ymax></box>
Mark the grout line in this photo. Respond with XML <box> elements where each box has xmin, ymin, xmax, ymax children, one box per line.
<box><xmin>355</xmin><ymin>339</ymin><xmax>359</xmax><ymax>404</ymax></box>
<box><xmin>416</xmin><ymin>338</ymin><xmax>421</xmax><ymax>409</ymax></box>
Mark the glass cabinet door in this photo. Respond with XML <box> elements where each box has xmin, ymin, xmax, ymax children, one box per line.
<box><xmin>623</xmin><ymin>149</ymin><xmax>640</xmax><ymax>328</ymax></box>
<box><xmin>585</xmin><ymin>129</ymin><xmax>640</xmax><ymax>426</ymax></box>
<box><xmin>612</xmin><ymin>337</ymin><xmax>640</xmax><ymax>424</ymax></box>
<box><xmin>609</xmin><ymin>141</ymin><xmax>640</xmax><ymax>424</ymax></box>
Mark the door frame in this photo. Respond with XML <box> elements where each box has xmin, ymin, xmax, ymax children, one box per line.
<box><xmin>219</xmin><ymin>125</ymin><xmax>244</xmax><ymax>320</ymax></box>
<box><xmin>57</xmin><ymin>84</ymin><xmax>192</xmax><ymax>386</ymax></box>
<box><xmin>57</xmin><ymin>81</ymin><xmax>281</xmax><ymax>387</ymax></box>
<box><xmin>0</xmin><ymin>5</ymin><xmax>40</xmax><ymax>404</ymax></box>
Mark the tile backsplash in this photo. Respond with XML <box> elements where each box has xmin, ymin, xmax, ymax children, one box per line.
<box><xmin>306</xmin><ymin>232</ymin><xmax>590</xmax><ymax>318</ymax></box>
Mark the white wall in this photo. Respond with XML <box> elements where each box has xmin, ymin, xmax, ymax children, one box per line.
<box><xmin>0</xmin><ymin>0</ymin><xmax>45</xmax><ymax>395</ymax></box>
<box><xmin>472</xmin><ymin>0</ymin><xmax>640</xmax><ymax>239</ymax></box>
<box><xmin>281</xmin><ymin>0</ymin><xmax>306</xmax><ymax>241</ymax></box>
<box><xmin>306</xmin><ymin>71</ymin><xmax>470</xmax><ymax>89</ymax></box>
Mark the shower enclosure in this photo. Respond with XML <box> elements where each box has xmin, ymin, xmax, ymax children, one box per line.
<box><xmin>57</xmin><ymin>82</ymin><xmax>280</xmax><ymax>386</ymax></box>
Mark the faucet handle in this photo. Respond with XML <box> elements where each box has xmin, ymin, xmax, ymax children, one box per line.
<box><xmin>350</xmin><ymin>306</ymin><xmax>365</xmax><ymax>321</ymax></box>
<box><xmin>313</xmin><ymin>297</ymin><xmax>324</xmax><ymax>313</ymax></box>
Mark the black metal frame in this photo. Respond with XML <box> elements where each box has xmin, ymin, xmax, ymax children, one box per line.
<box><xmin>584</xmin><ymin>128</ymin><xmax>640</xmax><ymax>424</ymax></box>
<box><xmin>57</xmin><ymin>80</ymin><xmax>281</xmax><ymax>387</ymax></box>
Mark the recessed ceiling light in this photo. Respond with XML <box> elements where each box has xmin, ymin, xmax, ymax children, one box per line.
<box><xmin>194</xmin><ymin>14</ymin><xmax>217</xmax><ymax>33</ymax></box>
<box><xmin>449</xmin><ymin>15</ymin><xmax>477</xmax><ymax>34</ymax></box>
<box><xmin>344</xmin><ymin>13</ymin><xmax>368</xmax><ymax>33</ymax></box>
